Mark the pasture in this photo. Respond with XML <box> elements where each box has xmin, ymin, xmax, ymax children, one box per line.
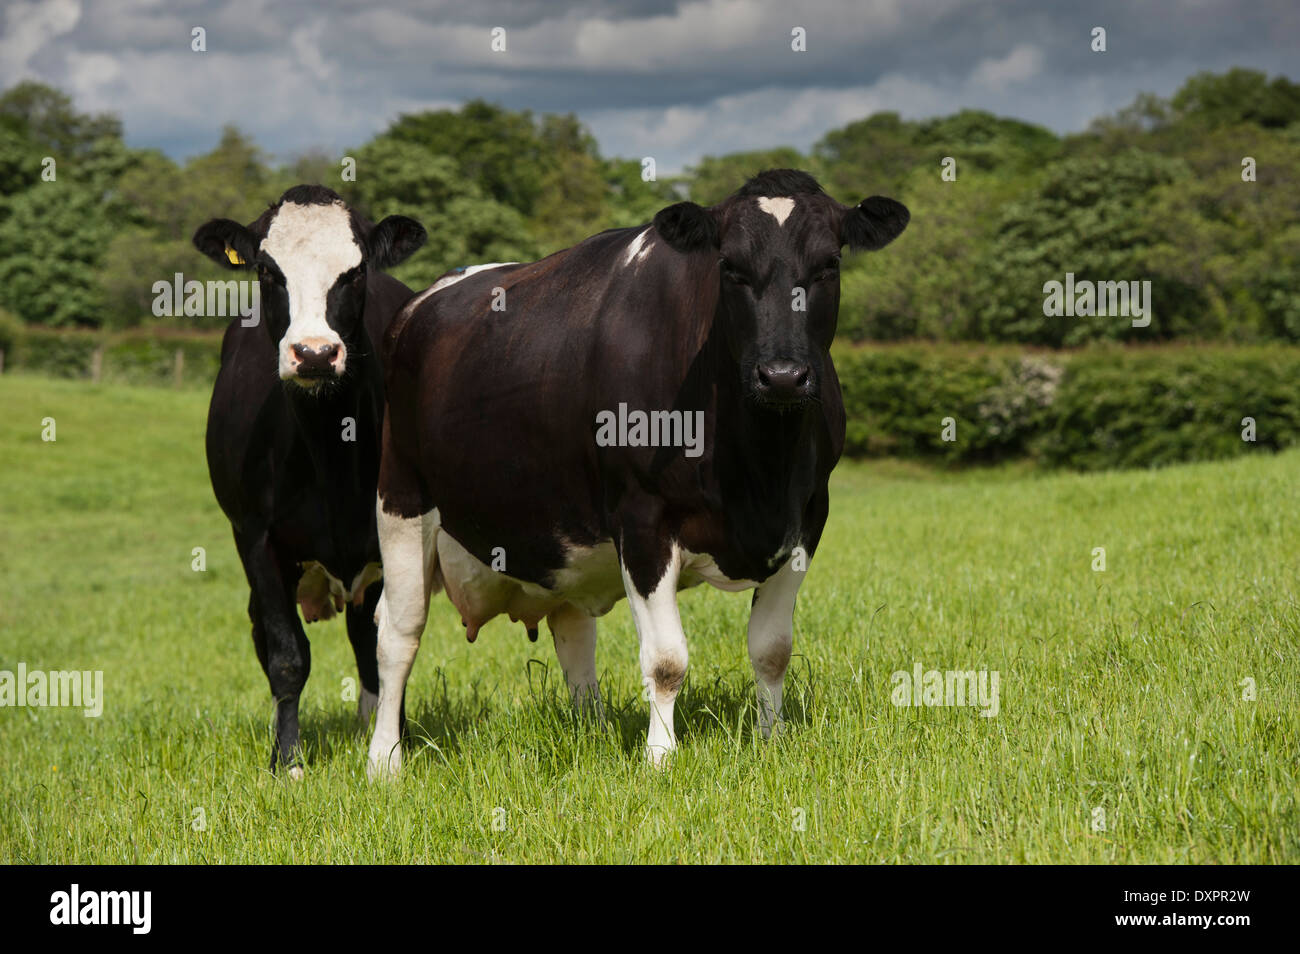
<box><xmin>0</xmin><ymin>374</ymin><xmax>1296</xmax><ymax>863</ymax></box>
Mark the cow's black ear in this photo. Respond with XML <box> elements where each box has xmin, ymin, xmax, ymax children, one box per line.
<box><xmin>368</xmin><ymin>215</ymin><xmax>427</xmax><ymax>270</ymax></box>
<box><xmin>653</xmin><ymin>202</ymin><xmax>719</xmax><ymax>254</ymax></box>
<box><xmin>192</xmin><ymin>218</ymin><xmax>258</xmax><ymax>270</ymax></box>
<box><xmin>841</xmin><ymin>197</ymin><xmax>910</xmax><ymax>251</ymax></box>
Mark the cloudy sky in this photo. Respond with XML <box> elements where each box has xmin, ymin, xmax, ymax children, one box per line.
<box><xmin>2</xmin><ymin>0</ymin><xmax>1296</xmax><ymax>172</ymax></box>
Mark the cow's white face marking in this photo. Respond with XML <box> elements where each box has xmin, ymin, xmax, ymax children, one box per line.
<box><xmin>756</xmin><ymin>196</ymin><xmax>796</xmax><ymax>227</ymax></box>
<box><xmin>621</xmin><ymin>227</ymin><xmax>655</xmax><ymax>269</ymax></box>
<box><xmin>261</xmin><ymin>201</ymin><xmax>361</xmax><ymax>382</ymax></box>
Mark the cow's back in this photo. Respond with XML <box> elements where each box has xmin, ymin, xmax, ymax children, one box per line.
<box><xmin>381</xmin><ymin>226</ymin><xmax>731</xmax><ymax>585</ymax></box>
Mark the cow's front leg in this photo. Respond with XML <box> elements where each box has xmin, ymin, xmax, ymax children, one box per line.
<box><xmin>547</xmin><ymin>603</ymin><xmax>604</xmax><ymax>719</ymax></box>
<box><xmin>240</xmin><ymin>532</ymin><xmax>311</xmax><ymax>778</ymax></box>
<box><xmin>747</xmin><ymin>558</ymin><xmax>803</xmax><ymax>738</ymax></box>
<box><xmin>620</xmin><ymin>544</ymin><xmax>687</xmax><ymax>767</ymax></box>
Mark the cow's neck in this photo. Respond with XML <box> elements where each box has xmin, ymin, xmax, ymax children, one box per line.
<box><xmin>704</xmin><ymin>327</ymin><xmax>823</xmax><ymax>536</ymax></box>
<box><xmin>284</xmin><ymin>339</ymin><xmax>382</xmax><ymax>493</ymax></box>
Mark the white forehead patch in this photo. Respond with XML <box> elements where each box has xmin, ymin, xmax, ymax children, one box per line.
<box><xmin>261</xmin><ymin>201</ymin><xmax>362</xmax><ymax>374</ymax></box>
<box><xmin>262</xmin><ymin>201</ymin><xmax>361</xmax><ymax>280</ymax></box>
<box><xmin>756</xmin><ymin>196</ymin><xmax>796</xmax><ymax>227</ymax></box>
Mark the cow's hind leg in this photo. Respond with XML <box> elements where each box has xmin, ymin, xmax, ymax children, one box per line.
<box><xmin>547</xmin><ymin>603</ymin><xmax>604</xmax><ymax>719</ymax></box>
<box><xmin>241</xmin><ymin>532</ymin><xmax>311</xmax><ymax>777</ymax></box>
<box><xmin>346</xmin><ymin>582</ymin><xmax>382</xmax><ymax>726</ymax></box>
<box><xmin>747</xmin><ymin>558</ymin><xmax>803</xmax><ymax>738</ymax></box>
<box><xmin>367</xmin><ymin>502</ymin><xmax>436</xmax><ymax>779</ymax></box>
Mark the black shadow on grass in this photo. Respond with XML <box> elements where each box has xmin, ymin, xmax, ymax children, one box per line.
<box><xmin>606</xmin><ymin>652</ymin><xmax>816</xmax><ymax>757</ymax></box>
<box><xmin>288</xmin><ymin>653</ymin><xmax>816</xmax><ymax>769</ymax></box>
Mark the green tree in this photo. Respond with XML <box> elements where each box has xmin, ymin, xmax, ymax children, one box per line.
<box><xmin>838</xmin><ymin>167</ymin><xmax>1021</xmax><ymax>341</ymax></box>
<box><xmin>601</xmin><ymin>158</ymin><xmax>682</xmax><ymax>228</ymax></box>
<box><xmin>815</xmin><ymin>112</ymin><xmax>925</xmax><ymax>199</ymax></box>
<box><xmin>531</xmin><ymin>114</ymin><xmax>609</xmax><ymax>252</ymax></box>
<box><xmin>1142</xmin><ymin>124</ymin><xmax>1300</xmax><ymax>341</ymax></box>
<box><xmin>346</xmin><ymin>137</ymin><xmax>535</xmax><ymax>289</ymax></box>
<box><xmin>384</xmin><ymin>100</ymin><xmax>551</xmax><ymax>215</ymax></box>
<box><xmin>0</xmin><ymin>185</ymin><xmax>113</xmax><ymax>326</ymax></box>
<box><xmin>686</xmin><ymin>147</ymin><xmax>809</xmax><ymax>205</ymax></box>
<box><xmin>0</xmin><ymin>83</ymin><xmax>142</xmax><ymax>327</ymax></box>
<box><xmin>0</xmin><ymin>82</ymin><xmax>120</xmax><ymax>164</ymax></box>
<box><xmin>1172</xmin><ymin>68</ymin><xmax>1300</xmax><ymax>129</ymax></box>
<box><xmin>972</xmin><ymin>150</ymin><xmax>1188</xmax><ymax>345</ymax></box>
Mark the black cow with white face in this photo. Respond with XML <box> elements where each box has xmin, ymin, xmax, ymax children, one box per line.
<box><xmin>367</xmin><ymin>170</ymin><xmax>907</xmax><ymax>776</ymax></box>
<box><xmin>194</xmin><ymin>185</ymin><xmax>425</xmax><ymax>776</ymax></box>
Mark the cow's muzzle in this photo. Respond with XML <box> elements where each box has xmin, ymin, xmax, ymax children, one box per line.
<box><xmin>285</xmin><ymin>338</ymin><xmax>345</xmax><ymax>382</ymax></box>
<box><xmin>752</xmin><ymin>359</ymin><xmax>814</xmax><ymax>407</ymax></box>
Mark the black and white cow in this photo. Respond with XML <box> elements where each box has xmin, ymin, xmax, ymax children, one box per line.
<box><xmin>193</xmin><ymin>185</ymin><xmax>426</xmax><ymax>776</ymax></box>
<box><xmin>367</xmin><ymin>170</ymin><xmax>907</xmax><ymax>775</ymax></box>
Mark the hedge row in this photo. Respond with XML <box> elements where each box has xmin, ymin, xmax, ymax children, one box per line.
<box><xmin>3</xmin><ymin>319</ymin><xmax>1297</xmax><ymax>471</ymax></box>
<box><xmin>834</xmin><ymin>343</ymin><xmax>1300</xmax><ymax>469</ymax></box>
<box><xmin>0</xmin><ymin>318</ymin><xmax>223</xmax><ymax>390</ymax></box>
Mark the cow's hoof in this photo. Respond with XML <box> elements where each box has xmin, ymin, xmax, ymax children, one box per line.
<box><xmin>571</xmin><ymin>687</ymin><xmax>605</xmax><ymax>723</ymax></box>
<box><xmin>645</xmin><ymin>745</ymin><xmax>675</xmax><ymax>769</ymax></box>
<box><xmin>366</xmin><ymin>745</ymin><xmax>402</xmax><ymax>781</ymax></box>
<box><xmin>287</xmin><ymin>764</ymin><xmax>305</xmax><ymax>781</ymax></box>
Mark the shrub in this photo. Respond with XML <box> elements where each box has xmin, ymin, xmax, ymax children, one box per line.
<box><xmin>3</xmin><ymin>324</ymin><xmax>224</xmax><ymax>387</ymax></box>
<box><xmin>833</xmin><ymin>343</ymin><xmax>1300</xmax><ymax>469</ymax></box>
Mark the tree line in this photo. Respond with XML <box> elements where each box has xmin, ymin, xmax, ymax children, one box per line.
<box><xmin>0</xmin><ymin>68</ymin><xmax>1296</xmax><ymax>346</ymax></box>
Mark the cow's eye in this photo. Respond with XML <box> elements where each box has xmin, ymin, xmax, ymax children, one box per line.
<box><xmin>719</xmin><ymin>259</ymin><xmax>749</xmax><ymax>285</ymax></box>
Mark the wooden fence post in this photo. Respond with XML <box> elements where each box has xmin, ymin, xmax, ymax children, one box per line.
<box><xmin>90</xmin><ymin>346</ymin><xmax>103</xmax><ymax>383</ymax></box>
<box><xmin>173</xmin><ymin>348</ymin><xmax>185</xmax><ymax>388</ymax></box>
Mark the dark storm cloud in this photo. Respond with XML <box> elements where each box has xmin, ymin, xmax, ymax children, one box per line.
<box><xmin>2</xmin><ymin>0</ymin><xmax>1295</xmax><ymax>171</ymax></box>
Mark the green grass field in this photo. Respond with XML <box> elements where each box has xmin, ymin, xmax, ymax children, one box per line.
<box><xmin>1</xmin><ymin>374</ymin><xmax>1296</xmax><ymax>863</ymax></box>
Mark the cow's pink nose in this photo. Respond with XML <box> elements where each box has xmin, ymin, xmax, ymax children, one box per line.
<box><xmin>291</xmin><ymin>341</ymin><xmax>342</xmax><ymax>376</ymax></box>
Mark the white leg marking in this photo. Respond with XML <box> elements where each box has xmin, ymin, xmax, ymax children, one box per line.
<box><xmin>747</xmin><ymin>558</ymin><xmax>803</xmax><ymax>738</ymax></box>
<box><xmin>357</xmin><ymin>686</ymin><xmax>379</xmax><ymax>725</ymax></box>
<box><xmin>366</xmin><ymin>504</ymin><xmax>437</xmax><ymax>780</ymax></box>
<box><xmin>547</xmin><ymin>603</ymin><xmax>604</xmax><ymax>719</ymax></box>
<box><xmin>621</xmin><ymin>549</ymin><xmax>687</xmax><ymax>767</ymax></box>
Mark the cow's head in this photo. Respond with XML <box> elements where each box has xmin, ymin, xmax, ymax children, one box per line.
<box><xmin>653</xmin><ymin>169</ymin><xmax>908</xmax><ymax>409</ymax></box>
<box><xmin>192</xmin><ymin>185</ymin><xmax>425</xmax><ymax>388</ymax></box>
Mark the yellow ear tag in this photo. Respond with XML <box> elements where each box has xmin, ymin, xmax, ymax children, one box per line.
<box><xmin>225</xmin><ymin>245</ymin><xmax>245</xmax><ymax>266</ymax></box>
